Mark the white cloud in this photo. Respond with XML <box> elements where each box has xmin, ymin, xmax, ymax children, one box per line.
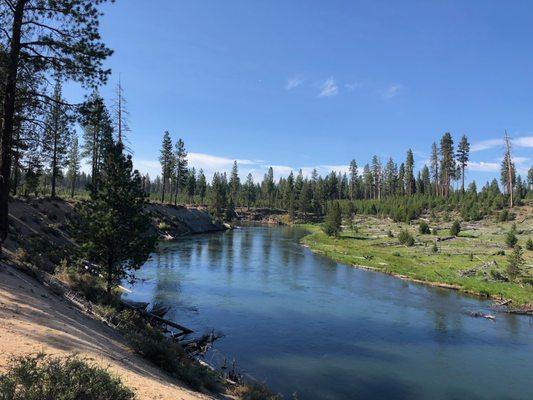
<box><xmin>382</xmin><ymin>84</ymin><xmax>403</xmax><ymax>99</ymax></box>
<box><xmin>514</xmin><ymin>136</ymin><xmax>533</xmax><ymax>148</ymax></box>
<box><xmin>285</xmin><ymin>76</ymin><xmax>304</xmax><ymax>90</ymax></box>
<box><xmin>319</xmin><ymin>77</ymin><xmax>339</xmax><ymax>97</ymax></box>
<box><xmin>471</xmin><ymin>135</ymin><xmax>533</xmax><ymax>152</ymax></box>
<box><xmin>470</xmin><ymin>139</ymin><xmax>502</xmax><ymax>152</ymax></box>
<box><xmin>466</xmin><ymin>161</ymin><xmax>500</xmax><ymax>172</ymax></box>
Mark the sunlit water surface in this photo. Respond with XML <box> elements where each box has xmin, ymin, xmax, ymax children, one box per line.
<box><xmin>124</xmin><ymin>225</ymin><xmax>533</xmax><ymax>400</ymax></box>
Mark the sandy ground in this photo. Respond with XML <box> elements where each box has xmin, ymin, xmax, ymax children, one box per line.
<box><xmin>0</xmin><ymin>263</ymin><xmax>213</xmax><ymax>400</ymax></box>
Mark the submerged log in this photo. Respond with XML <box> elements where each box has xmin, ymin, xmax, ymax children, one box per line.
<box><xmin>466</xmin><ymin>310</ymin><xmax>496</xmax><ymax>320</ymax></box>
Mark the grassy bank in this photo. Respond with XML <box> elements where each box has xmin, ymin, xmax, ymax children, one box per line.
<box><xmin>299</xmin><ymin>212</ymin><xmax>533</xmax><ymax>307</ymax></box>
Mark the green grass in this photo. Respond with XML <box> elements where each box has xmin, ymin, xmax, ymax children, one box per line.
<box><xmin>299</xmin><ymin>215</ymin><xmax>533</xmax><ymax>306</ymax></box>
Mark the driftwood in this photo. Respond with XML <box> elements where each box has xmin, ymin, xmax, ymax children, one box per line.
<box><xmin>120</xmin><ymin>299</ymin><xmax>194</xmax><ymax>334</ymax></box>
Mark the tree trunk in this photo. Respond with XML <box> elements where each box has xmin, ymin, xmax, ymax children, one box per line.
<box><xmin>107</xmin><ymin>259</ymin><xmax>113</xmax><ymax>295</ymax></box>
<box><xmin>461</xmin><ymin>165</ymin><xmax>465</xmax><ymax>193</ymax></box>
<box><xmin>0</xmin><ymin>0</ymin><xmax>26</xmax><ymax>254</ymax></box>
<box><xmin>51</xmin><ymin>138</ymin><xmax>58</xmax><ymax>198</ymax></box>
<box><xmin>70</xmin><ymin>173</ymin><xmax>76</xmax><ymax>198</ymax></box>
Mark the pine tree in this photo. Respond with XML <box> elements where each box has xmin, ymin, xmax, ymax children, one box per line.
<box><xmin>262</xmin><ymin>167</ymin><xmax>275</xmax><ymax>207</ymax></box>
<box><xmin>456</xmin><ymin>135</ymin><xmax>470</xmax><ymax>193</ymax></box>
<box><xmin>405</xmin><ymin>149</ymin><xmax>415</xmax><ymax>195</ymax></box>
<box><xmin>371</xmin><ymin>156</ymin><xmax>382</xmax><ymax>200</ymax></box>
<box><xmin>42</xmin><ymin>80</ymin><xmax>72</xmax><ymax>198</ymax></box>
<box><xmin>158</xmin><ymin>131</ymin><xmax>173</xmax><ymax>203</ymax></box>
<box><xmin>0</xmin><ymin>0</ymin><xmax>113</xmax><ymax>253</ymax></box>
<box><xmin>72</xmin><ymin>141</ymin><xmax>156</xmax><ymax>294</ymax></box>
<box><xmin>172</xmin><ymin>138</ymin><xmax>188</xmax><ymax>205</ymax></box>
<box><xmin>243</xmin><ymin>173</ymin><xmax>256</xmax><ymax>210</ymax></box>
<box><xmin>229</xmin><ymin>161</ymin><xmax>240</xmax><ymax>204</ymax></box>
<box><xmin>398</xmin><ymin>163</ymin><xmax>405</xmax><ymax>196</ymax></box>
<box><xmin>420</xmin><ymin>165</ymin><xmax>431</xmax><ymax>195</ymax></box>
<box><xmin>383</xmin><ymin>157</ymin><xmax>397</xmax><ymax>197</ymax></box>
<box><xmin>439</xmin><ymin>132</ymin><xmax>455</xmax><ymax>197</ymax></box>
<box><xmin>500</xmin><ymin>151</ymin><xmax>516</xmax><ymax>202</ymax></box>
<box><xmin>197</xmin><ymin>169</ymin><xmax>207</xmax><ymax>204</ymax></box>
<box><xmin>507</xmin><ymin>244</ymin><xmax>524</xmax><ymax>281</ymax></box>
<box><xmin>323</xmin><ymin>202</ymin><xmax>342</xmax><ymax>237</ymax></box>
<box><xmin>430</xmin><ymin>142</ymin><xmax>440</xmax><ymax>196</ymax></box>
<box><xmin>81</xmin><ymin>92</ymin><xmax>114</xmax><ymax>196</ymax></box>
<box><xmin>362</xmin><ymin>164</ymin><xmax>373</xmax><ymax>199</ymax></box>
<box><xmin>528</xmin><ymin>166</ymin><xmax>533</xmax><ymax>191</ymax></box>
<box><xmin>67</xmin><ymin>135</ymin><xmax>81</xmax><ymax>198</ymax></box>
<box><xmin>502</xmin><ymin>131</ymin><xmax>515</xmax><ymax>208</ymax></box>
<box><xmin>209</xmin><ymin>172</ymin><xmax>227</xmax><ymax>221</ymax></box>
<box><xmin>349</xmin><ymin>159</ymin><xmax>358</xmax><ymax>200</ymax></box>
<box><xmin>186</xmin><ymin>167</ymin><xmax>196</xmax><ymax>203</ymax></box>
<box><xmin>112</xmin><ymin>77</ymin><xmax>130</xmax><ymax>145</ymax></box>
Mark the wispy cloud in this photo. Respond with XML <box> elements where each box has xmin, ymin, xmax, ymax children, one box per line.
<box><xmin>319</xmin><ymin>77</ymin><xmax>339</xmax><ymax>97</ymax></box>
<box><xmin>285</xmin><ymin>76</ymin><xmax>304</xmax><ymax>91</ymax></box>
<box><xmin>382</xmin><ymin>84</ymin><xmax>403</xmax><ymax>99</ymax></box>
<box><xmin>345</xmin><ymin>82</ymin><xmax>362</xmax><ymax>91</ymax></box>
<box><xmin>471</xmin><ymin>135</ymin><xmax>533</xmax><ymax>152</ymax></box>
<box><xmin>466</xmin><ymin>161</ymin><xmax>500</xmax><ymax>172</ymax></box>
<box><xmin>514</xmin><ymin>136</ymin><xmax>533</xmax><ymax>148</ymax></box>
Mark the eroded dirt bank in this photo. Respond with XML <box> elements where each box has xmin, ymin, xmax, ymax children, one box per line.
<box><xmin>0</xmin><ymin>262</ymin><xmax>213</xmax><ymax>400</ymax></box>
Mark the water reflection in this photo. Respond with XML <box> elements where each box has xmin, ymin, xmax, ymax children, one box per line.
<box><xmin>126</xmin><ymin>226</ymin><xmax>533</xmax><ymax>400</ymax></box>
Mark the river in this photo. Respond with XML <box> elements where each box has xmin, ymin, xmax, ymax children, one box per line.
<box><xmin>124</xmin><ymin>225</ymin><xmax>533</xmax><ymax>400</ymax></box>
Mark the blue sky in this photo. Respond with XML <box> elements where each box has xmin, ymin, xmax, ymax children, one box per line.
<box><xmin>66</xmin><ymin>0</ymin><xmax>533</xmax><ymax>184</ymax></box>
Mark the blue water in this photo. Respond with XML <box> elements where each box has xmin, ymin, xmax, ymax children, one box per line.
<box><xmin>124</xmin><ymin>225</ymin><xmax>533</xmax><ymax>399</ymax></box>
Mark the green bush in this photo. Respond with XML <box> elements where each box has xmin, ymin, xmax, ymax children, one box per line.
<box><xmin>450</xmin><ymin>220</ymin><xmax>461</xmax><ymax>237</ymax></box>
<box><xmin>507</xmin><ymin>245</ymin><xmax>524</xmax><ymax>280</ymax></box>
<box><xmin>418</xmin><ymin>221</ymin><xmax>430</xmax><ymax>234</ymax></box>
<box><xmin>431</xmin><ymin>241</ymin><xmax>438</xmax><ymax>253</ymax></box>
<box><xmin>526</xmin><ymin>237</ymin><xmax>533</xmax><ymax>251</ymax></box>
<box><xmin>505</xmin><ymin>224</ymin><xmax>518</xmax><ymax>248</ymax></box>
<box><xmin>322</xmin><ymin>202</ymin><xmax>342</xmax><ymax>237</ymax></box>
<box><xmin>398</xmin><ymin>229</ymin><xmax>414</xmax><ymax>246</ymax></box>
<box><xmin>0</xmin><ymin>354</ymin><xmax>134</xmax><ymax>400</ymax></box>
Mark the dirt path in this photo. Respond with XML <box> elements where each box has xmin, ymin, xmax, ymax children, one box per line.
<box><xmin>0</xmin><ymin>263</ymin><xmax>213</xmax><ymax>400</ymax></box>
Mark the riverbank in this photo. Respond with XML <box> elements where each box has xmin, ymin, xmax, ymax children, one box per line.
<box><xmin>299</xmin><ymin>211</ymin><xmax>533</xmax><ymax>309</ymax></box>
<box><xmin>0</xmin><ymin>262</ymin><xmax>213</xmax><ymax>400</ymax></box>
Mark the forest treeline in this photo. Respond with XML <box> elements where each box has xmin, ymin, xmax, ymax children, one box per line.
<box><xmin>150</xmin><ymin>131</ymin><xmax>533</xmax><ymax>222</ymax></box>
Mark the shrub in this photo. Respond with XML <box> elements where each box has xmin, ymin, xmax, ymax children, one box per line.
<box><xmin>0</xmin><ymin>354</ymin><xmax>134</xmax><ymax>400</ymax></box>
<box><xmin>505</xmin><ymin>224</ymin><xmax>518</xmax><ymax>248</ymax></box>
<box><xmin>418</xmin><ymin>221</ymin><xmax>430</xmax><ymax>234</ymax></box>
<box><xmin>322</xmin><ymin>202</ymin><xmax>342</xmax><ymax>237</ymax></box>
<box><xmin>387</xmin><ymin>230</ymin><xmax>394</xmax><ymax>238</ymax></box>
<box><xmin>431</xmin><ymin>241</ymin><xmax>438</xmax><ymax>253</ymax></box>
<box><xmin>432</xmin><ymin>227</ymin><xmax>438</xmax><ymax>235</ymax></box>
<box><xmin>114</xmin><ymin>310</ymin><xmax>219</xmax><ymax>391</ymax></box>
<box><xmin>157</xmin><ymin>221</ymin><xmax>170</xmax><ymax>230</ymax></box>
<box><xmin>398</xmin><ymin>229</ymin><xmax>414</xmax><ymax>246</ymax></box>
<box><xmin>507</xmin><ymin>245</ymin><xmax>524</xmax><ymax>280</ymax></box>
<box><xmin>526</xmin><ymin>237</ymin><xmax>533</xmax><ymax>251</ymax></box>
<box><xmin>233</xmin><ymin>383</ymin><xmax>281</xmax><ymax>400</ymax></box>
<box><xmin>450</xmin><ymin>220</ymin><xmax>461</xmax><ymax>237</ymax></box>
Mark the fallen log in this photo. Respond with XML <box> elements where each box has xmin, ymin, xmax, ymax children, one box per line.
<box><xmin>121</xmin><ymin>299</ymin><xmax>193</xmax><ymax>334</ymax></box>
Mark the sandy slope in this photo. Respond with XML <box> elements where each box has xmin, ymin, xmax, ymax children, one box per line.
<box><xmin>0</xmin><ymin>263</ymin><xmax>213</xmax><ymax>400</ymax></box>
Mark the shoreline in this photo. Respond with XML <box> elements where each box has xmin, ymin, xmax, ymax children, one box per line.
<box><xmin>299</xmin><ymin>229</ymin><xmax>533</xmax><ymax>316</ymax></box>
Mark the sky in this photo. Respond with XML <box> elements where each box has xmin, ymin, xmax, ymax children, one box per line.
<box><xmin>65</xmin><ymin>0</ymin><xmax>533</xmax><ymax>184</ymax></box>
